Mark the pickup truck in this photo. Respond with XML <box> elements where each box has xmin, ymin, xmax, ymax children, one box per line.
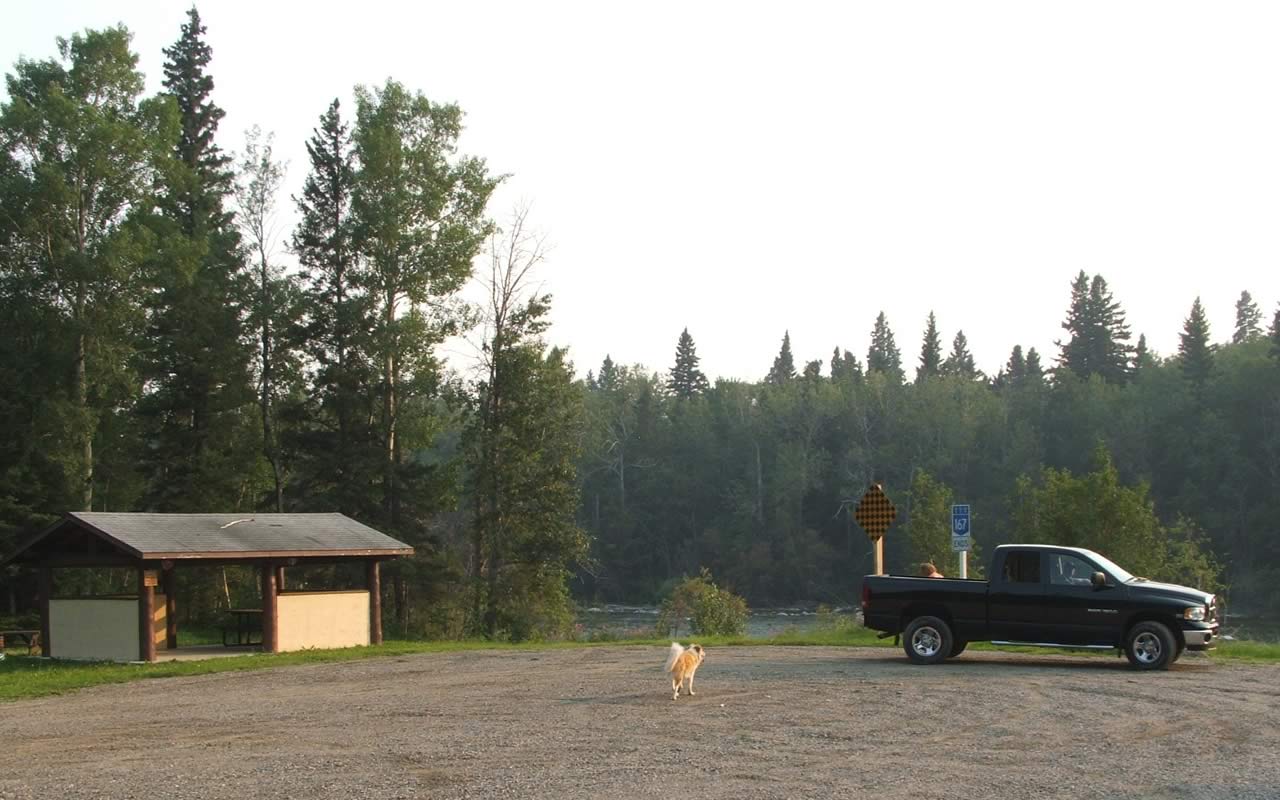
<box><xmin>861</xmin><ymin>544</ymin><xmax>1219</xmax><ymax>670</ymax></box>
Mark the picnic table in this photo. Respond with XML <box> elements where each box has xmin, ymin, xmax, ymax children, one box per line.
<box><xmin>221</xmin><ymin>609</ymin><xmax>263</xmax><ymax>647</ymax></box>
<box><xmin>0</xmin><ymin>629</ymin><xmax>42</xmax><ymax>657</ymax></box>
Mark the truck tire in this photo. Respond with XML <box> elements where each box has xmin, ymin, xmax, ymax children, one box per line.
<box><xmin>949</xmin><ymin>639</ymin><xmax>968</xmax><ymax>658</ymax></box>
<box><xmin>903</xmin><ymin>616</ymin><xmax>953</xmax><ymax>665</ymax></box>
<box><xmin>1171</xmin><ymin>640</ymin><xmax>1186</xmax><ymax>664</ymax></box>
<box><xmin>1124</xmin><ymin>621</ymin><xmax>1175</xmax><ymax>670</ymax></box>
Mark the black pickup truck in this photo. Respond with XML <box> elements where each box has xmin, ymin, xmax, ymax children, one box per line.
<box><xmin>861</xmin><ymin>544</ymin><xmax>1218</xmax><ymax>670</ymax></box>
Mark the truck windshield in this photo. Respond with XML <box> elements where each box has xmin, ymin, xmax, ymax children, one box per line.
<box><xmin>1080</xmin><ymin>549</ymin><xmax>1134</xmax><ymax>583</ymax></box>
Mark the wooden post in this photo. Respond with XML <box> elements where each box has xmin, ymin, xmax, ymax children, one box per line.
<box><xmin>38</xmin><ymin>566</ymin><xmax>52</xmax><ymax>658</ymax></box>
<box><xmin>261</xmin><ymin>562</ymin><xmax>278</xmax><ymax>653</ymax></box>
<box><xmin>138</xmin><ymin>566</ymin><xmax>156</xmax><ymax>663</ymax></box>
<box><xmin>367</xmin><ymin>560</ymin><xmax>383</xmax><ymax>645</ymax></box>
<box><xmin>874</xmin><ymin>538</ymin><xmax>884</xmax><ymax>576</ymax></box>
<box><xmin>275</xmin><ymin>565</ymin><xmax>286</xmax><ymax>592</ymax></box>
<box><xmin>162</xmin><ymin>565</ymin><xmax>177</xmax><ymax>650</ymax></box>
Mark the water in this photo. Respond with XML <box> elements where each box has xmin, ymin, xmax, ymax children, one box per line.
<box><xmin>577</xmin><ymin>604</ymin><xmax>853</xmax><ymax>638</ymax></box>
<box><xmin>578</xmin><ymin>604</ymin><xmax>1280</xmax><ymax>642</ymax></box>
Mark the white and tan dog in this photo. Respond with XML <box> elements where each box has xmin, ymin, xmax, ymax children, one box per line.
<box><xmin>664</xmin><ymin>642</ymin><xmax>706</xmax><ymax>700</ymax></box>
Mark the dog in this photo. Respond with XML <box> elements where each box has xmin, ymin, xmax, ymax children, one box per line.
<box><xmin>664</xmin><ymin>642</ymin><xmax>706</xmax><ymax>700</ymax></box>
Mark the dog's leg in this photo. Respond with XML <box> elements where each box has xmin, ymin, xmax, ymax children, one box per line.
<box><xmin>671</xmin><ymin>676</ymin><xmax>680</xmax><ymax>701</ymax></box>
<box><xmin>688</xmin><ymin>673</ymin><xmax>696</xmax><ymax>696</ymax></box>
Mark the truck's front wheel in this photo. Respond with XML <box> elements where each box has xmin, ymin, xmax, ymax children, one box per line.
<box><xmin>903</xmin><ymin>616</ymin><xmax>953</xmax><ymax>665</ymax></box>
<box><xmin>1124</xmin><ymin>621</ymin><xmax>1175</xmax><ymax>670</ymax></box>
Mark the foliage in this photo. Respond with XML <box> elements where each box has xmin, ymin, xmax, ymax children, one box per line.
<box><xmin>655</xmin><ymin>569</ymin><xmax>748</xmax><ymax>637</ymax></box>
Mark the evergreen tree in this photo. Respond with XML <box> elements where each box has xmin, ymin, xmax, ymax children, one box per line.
<box><xmin>1025</xmin><ymin>347</ymin><xmax>1044</xmax><ymax>382</ymax></box>
<box><xmin>1132</xmin><ymin>334</ymin><xmax>1155</xmax><ymax>375</ymax></box>
<box><xmin>597</xmin><ymin>354</ymin><xmax>621</xmax><ymax>392</ymax></box>
<box><xmin>916</xmin><ymin>311</ymin><xmax>942</xmax><ymax>383</ymax></box>
<box><xmin>290</xmin><ymin>98</ymin><xmax>375</xmax><ymax>515</ymax></box>
<box><xmin>1234</xmin><ymin>290</ymin><xmax>1262</xmax><ymax>344</ymax></box>
<box><xmin>867</xmin><ymin>312</ymin><xmax>904</xmax><ymax>383</ymax></box>
<box><xmin>138</xmin><ymin>6</ymin><xmax>257</xmax><ymax>511</ymax></box>
<box><xmin>1178</xmin><ymin>296</ymin><xmax>1214</xmax><ymax>389</ymax></box>
<box><xmin>1090</xmin><ymin>274</ymin><xmax>1133</xmax><ymax>384</ymax></box>
<box><xmin>942</xmin><ymin>330</ymin><xmax>979</xmax><ymax>379</ymax></box>
<box><xmin>1270</xmin><ymin>306</ymin><xmax>1280</xmax><ymax>361</ymax></box>
<box><xmin>766</xmin><ymin>331</ymin><xmax>796</xmax><ymax>385</ymax></box>
<box><xmin>1056</xmin><ymin>271</ymin><xmax>1132</xmax><ymax>383</ymax></box>
<box><xmin>831</xmin><ymin>347</ymin><xmax>862</xmax><ymax>383</ymax></box>
<box><xmin>667</xmin><ymin>328</ymin><xmax>709</xmax><ymax>399</ymax></box>
<box><xmin>802</xmin><ymin>360</ymin><xmax>822</xmax><ymax>381</ymax></box>
<box><xmin>1006</xmin><ymin>345</ymin><xmax>1026</xmax><ymax>381</ymax></box>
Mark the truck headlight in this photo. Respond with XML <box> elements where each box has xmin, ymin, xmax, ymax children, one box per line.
<box><xmin>1183</xmin><ymin>606</ymin><xmax>1206</xmax><ymax>621</ymax></box>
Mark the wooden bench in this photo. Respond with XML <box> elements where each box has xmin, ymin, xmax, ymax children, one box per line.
<box><xmin>0</xmin><ymin>630</ymin><xmax>42</xmax><ymax>656</ymax></box>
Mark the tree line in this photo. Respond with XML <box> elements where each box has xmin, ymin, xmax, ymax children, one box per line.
<box><xmin>580</xmin><ymin>279</ymin><xmax>1280</xmax><ymax>615</ymax></box>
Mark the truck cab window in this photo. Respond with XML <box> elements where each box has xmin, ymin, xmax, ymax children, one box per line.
<box><xmin>1050</xmin><ymin>554</ymin><xmax>1095</xmax><ymax>587</ymax></box>
<box><xmin>1003</xmin><ymin>551</ymin><xmax>1040</xmax><ymax>584</ymax></box>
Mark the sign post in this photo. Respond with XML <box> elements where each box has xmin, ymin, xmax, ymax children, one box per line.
<box><xmin>854</xmin><ymin>483</ymin><xmax>898</xmax><ymax>575</ymax></box>
<box><xmin>951</xmin><ymin>504</ymin><xmax>972</xmax><ymax>578</ymax></box>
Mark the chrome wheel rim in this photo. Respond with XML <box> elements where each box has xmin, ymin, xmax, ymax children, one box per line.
<box><xmin>1134</xmin><ymin>631</ymin><xmax>1162</xmax><ymax>664</ymax></box>
<box><xmin>912</xmin><ymin>626</ymin><xmax>942</xmax><ymax>657</ymax></box>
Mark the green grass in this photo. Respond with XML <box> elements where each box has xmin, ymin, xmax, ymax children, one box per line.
<box><xmin>1</xmin><ymin>626</ymin><xmax>1274</xmax><ymax>702</ymax></box>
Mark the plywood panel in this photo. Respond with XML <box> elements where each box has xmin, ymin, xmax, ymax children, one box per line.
<box><xmin>49</xmin><ymin>599</ymin><xmax>139</xmax><ymax>662</ymax></box>
<box><xmin>277</xmin><ymin>591</ymin><xmax>370</xmax><ymax>652</ymax></box>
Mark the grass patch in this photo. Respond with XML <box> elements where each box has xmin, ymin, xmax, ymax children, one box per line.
<box><xmin>1</xmin><ymin>626</ymin><xmax>1274</xmax><ymax>703</ymax></box>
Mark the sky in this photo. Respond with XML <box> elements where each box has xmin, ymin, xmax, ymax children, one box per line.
<box><xmin>4</xmin><ymin>1</ymin><xmax>1279</xmax><ymax>383</ymax></box>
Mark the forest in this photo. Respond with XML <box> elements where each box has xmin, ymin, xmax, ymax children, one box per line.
<box><xmin>2</xmin><ymin>9</ymin><xmax>1277</xmax><ymax>640</ymax></box>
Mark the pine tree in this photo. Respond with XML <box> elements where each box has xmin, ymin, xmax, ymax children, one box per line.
<box><xmin>766</xmin><ymin>331</ymin><xmax>796</xmax><ymax>384</ymax></box>
<box><xmin>1132</xmin><ymin>334</ymin><xmax>1156</xmax><ymax>375</ymax></box>
<box><xmin>138</xmin><ymin>6</ymin><xmax>256</xmax><ymax>511</ymax></box>
<box><xmin>942</xmin><ymin>330</ymin><xmax>979</xmax><ymax>379</ymax></box>
<box><xmin>1090</xmin><ymin>275</ymin><xmax>1133</xmax><ymax>383</ymax></box>
<box><xmin>291</xmin><ymin>98</ymin><xmax>375</xmax><ymax>515</ymax></box>
<box><xmin>1056</xmin><ymin>271</ymin><xmax>1132</xmax><ymax>383</ymax></box>
<box><xmin>1025</xmin><ymin>347</ymin><xmax>1044</xmax><ymax>382</ymax></box>
<box><xmin>1006</xmin><ymin>345</ymin><xmax>1026</xmax><ymax>381</ymax></box>
<box><xmin>1268</xmin><ymin>306</ymin><xmax>1280</xmax><ymax>361</ymax></box>
<box><xmin>1178</xmin><ymin>297</ymin><xmax>1214</xmax><ymax>389</ymax></box>
<box><xmin>802</xmin><ymin>360</ymin><xmax>822</xmax><ymax>381</ymax></box>
<box><xmin>867</xmin><ymin>312</ymin><xmax>904</xmax><ymax>383</ymax></box>
<box><xmin>916</xmin><ymin>311</ymin><xmax>942</xmax><ymax>383</ymax></box>
<box><xmin>831</xmin><ymin>347</ymin><xmax>862</xmax><ymax>383</ymax></box>
<box><xmin>597</xmin><ymin>355</ymin><xmax>621</xmax><ymax>392</ymax></box>
<box><xmin>667</xmin><ymin>328</ymin><xmax>709</xmax><ymax>399</ymax></box>
<box><xmin>1233</xmin><ymin>290</ymin><xmax>1262</xmax><ymax>344</ymax></box>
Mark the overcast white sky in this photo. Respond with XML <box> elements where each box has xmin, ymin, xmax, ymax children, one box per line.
<box><xmin>4</xmin><ymin>2</ymin><xmax>1278</xmax><ymax>382</ymax></box>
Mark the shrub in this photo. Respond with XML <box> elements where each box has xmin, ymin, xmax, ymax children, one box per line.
<box><xmin>655</xmin><ymin>568</ymin><xmax>748</xmax><ymax>637</ymax></box>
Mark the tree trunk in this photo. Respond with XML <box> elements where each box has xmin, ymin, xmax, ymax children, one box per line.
<box><xmin>260</xmin><ymin>260</ymin><xmax>284</xmax><ymax>512</ymax></box>
<box><xmin>75</xmin><ymin>328</ymin><xmax>92</xmax><ymax>511</ymax></box>
<box><xmin>382</xmin><ymin>294</ymin><xmax>398</xmax><ymax>523</ymax></box>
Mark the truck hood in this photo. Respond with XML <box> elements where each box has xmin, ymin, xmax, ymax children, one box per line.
<box><xmin>1126</xmin><ymin>579</ymin><xmax>1213</xmax><ymax>605</ymax></box>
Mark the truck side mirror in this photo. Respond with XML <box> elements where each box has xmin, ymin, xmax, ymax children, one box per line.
<box><xmin>1091</xmin><ymin>571</ymin><xmax>1107</xmax><ymax>590</ymax></box>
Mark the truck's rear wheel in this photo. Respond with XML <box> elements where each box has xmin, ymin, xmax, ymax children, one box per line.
<box><xmin>1124</xmin><ymin>621</ymin><xmax>1175</xmax><ymax>670</ymax></box>
<box><xmin>903</xmin><ymin>616</ymin><xmax>953</xmax><ymax>665</ymax></box>
<box><xmin>949</xmin><ymin>639</ymin><xmax>968</xmax><ymax>658</ymax></box>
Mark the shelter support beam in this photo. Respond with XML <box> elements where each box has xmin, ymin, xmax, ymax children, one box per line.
<box><xmin>367</xmin><ymin>561</ymin><xmax>383</xmax><ymax>645</ymax></box>
<box><xmin>262</xmin><ymin>562</ymin><xmax>279</xmax><ymax>653</ymax></box>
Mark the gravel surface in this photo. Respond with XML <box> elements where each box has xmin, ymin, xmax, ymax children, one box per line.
<box><xmin>0</xmin><ymin>646</ymin><xmax>1277</xmax><ymax>799</ymax></box>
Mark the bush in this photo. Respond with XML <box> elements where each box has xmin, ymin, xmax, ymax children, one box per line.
<box><xmin>655</xmin><ymin>569</ymin><xmax>748</xmax><ymax>638</ymax></box>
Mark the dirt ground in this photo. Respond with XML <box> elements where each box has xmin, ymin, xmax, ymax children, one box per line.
<box><xmin>0</xmin><ymin>646</ymin><xmax>1277</xmax><ymax>800</ymax></box>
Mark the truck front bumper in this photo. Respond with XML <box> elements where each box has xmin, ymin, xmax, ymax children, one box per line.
<box><xmin>1182</xmin><ymin>623</ymin><xmax>1219</xmax><ymax>651</ymax></box>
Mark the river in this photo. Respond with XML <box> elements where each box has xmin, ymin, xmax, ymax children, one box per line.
<box><xmin>578</xmin><ymin>604</ymin><xmax>1280</xmax><ymax>642</ymax></box>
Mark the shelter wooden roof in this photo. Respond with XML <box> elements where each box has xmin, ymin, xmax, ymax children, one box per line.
<box><xmin>2</xmin><ymin>512</ymin><xmax>414</xmax><ymax>566</ymax></box>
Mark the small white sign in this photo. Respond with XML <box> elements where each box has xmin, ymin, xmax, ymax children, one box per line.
<box><xmin>952</xmin><ymin>535</ymin><xmax>972</xmax><ymax>552</ymax></box>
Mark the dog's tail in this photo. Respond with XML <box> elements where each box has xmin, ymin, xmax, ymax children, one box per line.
<box><xmin>664</xmin><ymin>642</ymin><xmax>683</xmax><ymax>673</ymax></box>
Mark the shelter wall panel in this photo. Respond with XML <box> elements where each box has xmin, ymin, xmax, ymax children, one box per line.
<box><xmin>277</xmin><ymin>591</ymin><xmax>370</xmax><ymax>652</ymax></box>
<box><xmin>50</xmin><ymin>599</ymin><xmax>140</xmax><ymax>662</ymax></box>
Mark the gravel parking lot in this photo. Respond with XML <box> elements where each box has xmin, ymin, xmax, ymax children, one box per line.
<box><xmin>0</xmin><ymin>646</ymin><xmax>1276</xmax><ymax>799</ymax></box>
